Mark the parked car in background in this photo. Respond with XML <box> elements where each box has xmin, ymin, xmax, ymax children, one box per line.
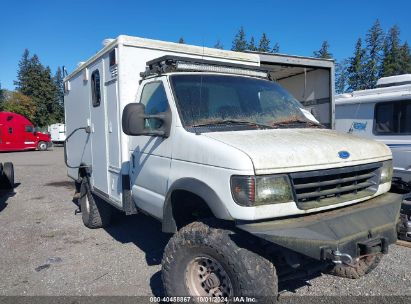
<box><xmin>48</xmin><ymin>123</ymin><xmax>66</xmax><ymax>145</ymax></box>
<box><xmin>0</xmin><ymin>112</ymin><xmax>51</xmax><ymax>152</ymax></box>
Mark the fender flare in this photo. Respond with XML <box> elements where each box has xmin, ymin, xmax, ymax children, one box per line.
<box><xmin>162</xmin><ymin>178</ymin><xmax>232</xmax><ymax>233</ymax></box>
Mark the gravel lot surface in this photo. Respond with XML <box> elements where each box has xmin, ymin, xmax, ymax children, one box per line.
<box><xmin>0</xmin><ymin>148</ymin><xmax>410</xmax><ymax>301</ymax></box>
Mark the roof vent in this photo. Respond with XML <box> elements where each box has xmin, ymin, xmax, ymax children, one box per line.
<box><xmin>102</xmin><ymin>38</ymin><xmax>114</xmax><ymax>47</ymax></box>
<box><xmin>376</xmin><ymin>74</ymin><xmax>411</xmax><ymax>88</ymax></box>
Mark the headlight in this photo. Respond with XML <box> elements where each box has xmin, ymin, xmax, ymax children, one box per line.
<box><xmin>231</xmin><ymin>175</ymin><xmax>293</xmax><ymax>206</ymax></box>
<box><xmin>380</xmin><ymin>160</ymin><xmax>393</xmax><ymax>184</ymax></box>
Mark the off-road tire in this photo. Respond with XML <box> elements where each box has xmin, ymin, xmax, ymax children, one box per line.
<box><xmin>328</xmin><ymin>254</ymin><xmax>382</xmax><ymax>279</ymax></box>
<box><xmin>79</xmin><ymin>179</ymin><xmax>112</xmax><ymax>228</ymax></box>
<box><xmin>162</xmin><ymin>220</ymin><xmax>278</xmax><ymax>303</ymax></box>
<box><xmin>37</xmin><ymin>141</ymin><xmax>48</xmax><ymax>151</ymax></box>
<box><xmin>2</xmin><ymin>162</ymin><xmax>14</xmax><ymax>189</ymax></box>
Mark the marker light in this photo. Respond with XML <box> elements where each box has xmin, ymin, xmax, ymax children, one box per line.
<box><xmin>380</xmin><ymin>160</ymin><xmax>393</xmax><ymax>184</ymax></box>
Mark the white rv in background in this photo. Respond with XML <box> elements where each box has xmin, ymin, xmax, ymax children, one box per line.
<box><xmin>335</xmin><ymin>74</ymin><xmax>411</xmax><ymax>191</ymax></box>
<box><xmin>48</xmin><ymin>123</ymin><xmax>66</xmax><ymax>144</ymax></box>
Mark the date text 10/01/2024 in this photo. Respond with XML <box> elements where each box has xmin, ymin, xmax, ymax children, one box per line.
<box><xmin>150</xmin><ymin>297</ymin><xmax>257</xmax><ymax>303</ymax></box>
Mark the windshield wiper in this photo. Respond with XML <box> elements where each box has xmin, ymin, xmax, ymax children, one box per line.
<box><xmin>191</xmin><ymin>119</ymin><xmax>273</xmax><ymax>129</ymax></box>
<box><xmin>271</xmin><ymin>118</ymin><xmax>325</xmax><ymax>128</ymax></box>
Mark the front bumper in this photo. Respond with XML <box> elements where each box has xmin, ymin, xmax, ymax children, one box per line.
<box><xmin>237</xmin><ymin>192</ymin><xmax>402</xmax><ymax>261</ymax></box>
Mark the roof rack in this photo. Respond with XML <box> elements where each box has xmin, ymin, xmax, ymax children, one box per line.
<box><xmin>140</xmin><ymin>55</ymin><xmax>270</xmax><ymax>79</ymax></box>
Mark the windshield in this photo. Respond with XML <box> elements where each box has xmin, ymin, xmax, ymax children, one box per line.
<box><xmin>170</xmin><ymin>74</ymin><xmax>313</xmax><ymax>132</ymax></box>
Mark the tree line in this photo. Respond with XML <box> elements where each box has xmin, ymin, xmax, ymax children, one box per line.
<box><xmin>178</xmin><ymin>26</ymin><xmax>281</xmax><ymax>53</ymax></box>
<box><xmin>0</xmin><ymin>49</ymin><xmax>64</xmax><ymax>127</ymax></box>
<box><xmin>179</xmin><ymin>22</ymin><xmax>410</xmax><ymax>94</ymax></box>
<box><xmin>334</xmin><ymin>20</ymin><xmax>411</xmax><ymax>94</ymax></box>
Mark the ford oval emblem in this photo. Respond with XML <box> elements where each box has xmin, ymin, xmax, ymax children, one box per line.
<box><xmin>338</xmin><ymin>151</ymin><xmax>350</xmax><ymax>159</ymax></box>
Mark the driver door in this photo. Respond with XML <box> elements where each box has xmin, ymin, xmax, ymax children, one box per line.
<box><xmin>129</xmin><ymin>79</ymin><xmax>172</xmax><ymax>219</ymax></box>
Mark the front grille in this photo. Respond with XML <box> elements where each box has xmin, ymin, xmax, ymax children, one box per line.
<box><xmin>290</xmin><ymin>162</ymin><xmax>382</xmax><ymax>210</ymax></box>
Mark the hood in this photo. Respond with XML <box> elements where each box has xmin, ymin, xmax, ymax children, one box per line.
<box><xmin>204</xmin><ymin>129</ymin><xmax>391</xmax><ymax>175</ymax></box>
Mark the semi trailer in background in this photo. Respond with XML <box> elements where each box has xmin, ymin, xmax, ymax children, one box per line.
<box><xmin>0</xmin><ymin>112</ymin><xmax>51</xmax><ymax>152</ymax></box>
<box><xmin>48</xmin><ymin>123</ymin><xmax>66</xmax><ymax>145</ymax></box>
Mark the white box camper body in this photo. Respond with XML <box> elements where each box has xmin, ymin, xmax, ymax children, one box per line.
<box><xmin>64</xmin><ymin>35</ymin><xmax>335</xmax><ymax>212</ymax></box>
<box><xmin>64</xmin><ymin>37</ymin><xmax>403</xmax><ymax>295</ymax></box>
<box><xmin>64</xmin><ymin>36</ymin><xmax>261</xmax><ymax>211</ymax></box>
<box><xmin>335</xmin><ymin>75</ymin><xmax>411</xmax><ymax>186</ymax></box>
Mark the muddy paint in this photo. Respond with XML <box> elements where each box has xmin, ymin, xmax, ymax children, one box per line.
<box><xmin>205</xmin><ymin>128</ymin><xmax>391</xmax><ymax>175</ymax></box>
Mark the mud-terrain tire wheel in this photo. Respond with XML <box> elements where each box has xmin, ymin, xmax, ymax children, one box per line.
<box><xmin>162</xmin><ymin>220</ymin><xmax>278</xmax><ymax>303</ymax></box>
<box><xmin>328</xmin><ymin>254</ymin><xmax>382</xmax><ymax>279</ymax></box>
<box><xmin>37</xmin><ymin>141</ymin><xmax>48</xmax><ymax>151</ymax></box>
<box><xmin>2</xmin><ymin>162</ymin><xmax>14</xmax><ymax>189</ymax></box>
<box><xmin>79</xmin><ymin>179</ymin><xmax>112</xmax><ymax>228</ymax></box>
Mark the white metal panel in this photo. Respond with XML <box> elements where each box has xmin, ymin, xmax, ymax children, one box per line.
<box><xmin>65</xmin><ymin>35</ymin><xmax>259</xmax><ymax>83</ymax></box>
<box><xmin>129</xmin><ymin>78</ymin><xmax>173</xmax><ymax>218</ymax></box>
<box><xmin>64</xmin><ymin>73</ymin><xmax>92</xmax><ymax>180</ymax></box>
<box><xmin>336</xmin><ymin>85</ymin><xmax>411</xmax><ymax>104</ymax></box>
<box><xmin>279</xmin><ymin>69</ymin><xmax>331</xmax><ymax>127</ymax></box>
<box><xmin>88</xmin><ymin>60</ymin><xmax>109</xmax><ymax>194</ymax></box>
<box><xmin>104</xmin><ymin>50</ymin><xmax>122</xmax><ymax>203</ymax></box>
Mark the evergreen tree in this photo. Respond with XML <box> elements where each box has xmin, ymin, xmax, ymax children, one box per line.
<box><xmin>399</xmin><ymin>42</ymin><xmax>411</xmax><ymax>74</ymax></box>
<box><xmin>14</xmin><ymin>50</ymin><xmax>61</xmax><ymax>126</ymax></box>
<box><xmin>178</xmin><ymin>37</ymin><xmax>185</xmax><ymax>44</ymax></box>
<box><xmin>364</xmin><ymin>19</ymin><xmax>384</xmax><ymax>88</ymax></box>
<box><xmin>258</xmin><ymin>33</ymin><xmax>270</xmax><ymax>52</ymax></box>
<box><xmin>271</xmin><ymin>42</ymin><xmax>280</xmax><ymax>53</ymax></box>
<box><xmin>0</xmin><ymin>82</ymin><xmax>5</xmax><ymax>104</ymax></box>
<box><xmin>335</xmin><ymin>59</ymin><xmax>349</xmax><ymax>94</ymax></box>
<box><xmin>313</xmin><ymin>41</ymin><xmax>332</xmax><ymax>59</ymax></box>
<box><xmin>214</xmin><ymin>40</ymin><xmax>224</xmax><ymax>50</ymax></box>
<box><xmin>14</xmin><ymin>49</ymin><xmax>31</xmax><ymax>94</ymax></box>
<box><xmin>248</xmin><ymin>36</ymin><xmax>257</xmax><ymax>51</ymax></box>
<box><xmin>347</xmin><ymin>38</ymin><xmax>367</xmax><ymax>91</ymax></box>
<box><xmin>52</xmin><ymin>67</ymin><xmax>65</xmax><ymax>122</ymax></box>
<box><xmin>380</xmin><ymin>25</ymin><xmax>402</xmax><ymax>77</ymax></box>
<box><xmin>231</xmin><ymin>27</ymin><xmax>247</xmax><ymax>51</ymax></box>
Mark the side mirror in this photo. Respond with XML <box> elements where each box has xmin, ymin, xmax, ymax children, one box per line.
<box><xmin>33</xmin><ymin>131</ymin><xmax>38</xmax><ymax>136</ymax></box>
<box><xmin>122</xmin><ymin>103</ymin><xmax>171</xmax><ymax>137</ymax></box>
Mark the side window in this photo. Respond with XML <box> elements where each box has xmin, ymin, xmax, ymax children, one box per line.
<box><xmin>374</xmin><ymin>100</ymin><xmax>411</xmax><ymax>134</ymax></box>
<box><xmin>140</xmin><ymin>82</ymin><xmax>169</xmax><ymax>130</ymax></box>
<box><xmin>400</xmin><ymin>101</ymin><xmax>411</xmax><ymax>133</ymax></box>
<box><xmin>374</xmin><ymin>102</ymin><xmax>395</xmax><ymax>134</ymax></box>
<box><xmin>25</xmin><ymin>125</ymin><xmax>34</xmax><ymax>133</ymax></box>
<box><xmin>109</xmin><ymin>49</ymin><xmax>117</xmax><ymax>67</ymax></box>
<box><xmin>91</xmin><ymin>69</ymin><xmax>101</xmax><ymax>107</ymax></box>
